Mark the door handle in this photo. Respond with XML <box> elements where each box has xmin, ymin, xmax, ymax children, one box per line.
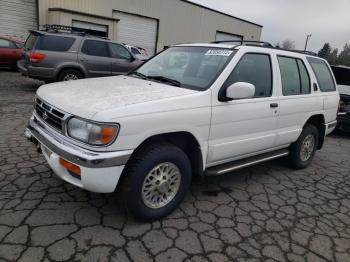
<box><xmin>270</xmin><ymin>103</ymin><xmax>278</xmax><ymax>108</ymax></box>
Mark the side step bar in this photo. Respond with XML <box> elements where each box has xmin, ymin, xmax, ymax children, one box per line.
<box><xmin>205</xmin><ymin>149</ymin><xmax>289</xmax><ymax>176</ymax></box>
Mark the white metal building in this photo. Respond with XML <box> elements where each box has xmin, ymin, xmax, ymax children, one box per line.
<box><xmin>0</xmin><ymin>0</ymin><xmax>263</xmax><ymax>55</ymax></box>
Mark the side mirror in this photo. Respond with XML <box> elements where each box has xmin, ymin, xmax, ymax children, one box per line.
<box><xmin>225</xmin><ymin>82</ymin><xmax>255</xmax><ymax>100</ymax></box>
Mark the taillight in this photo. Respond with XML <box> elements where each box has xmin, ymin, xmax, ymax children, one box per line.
<box><xmin>29</xmin><ymin>53</ymin><xmax>46</xmax><ymax>63</ymax></box>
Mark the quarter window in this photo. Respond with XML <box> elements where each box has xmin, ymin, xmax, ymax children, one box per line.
<box><xmin>278</xmin><ymin>56</ymin><xmax>310</xmax><ymax>96</ymax></box>
<box><xmin>224</xmin><ymin>53</ymin><xmax>272</xmax><ymax>98</ymax></box>
<box><xmin>307</xmin><ymin>57</ymin><xmax>336</xmax><ymax>92</ymax></box>
<box><xmin>35</xmin><ymin>36</ymin><xmax>75</xmax><ymax>52</ymax></box>
<box><xmin>81</xmin><ymin>40</ymin><xmax>109</xmax><ymax>57</ymax></box>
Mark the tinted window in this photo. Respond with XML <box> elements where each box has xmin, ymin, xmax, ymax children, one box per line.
<box><xmin>81</xmin><ymin>40</ymin><xmax>109</xmax><ymax>57</ymax></box>
<box><xmin>278</xmin><ymin>57</ymin><xmax>311</xmax><ymax>96</ymax></box>
<box><xmin>36</xmin><ymin>36</ymin><xmax>75</xmax><ymax>52</ymax></box>
<box><xmin>24</xmin><ymin>34</ymin><xmax>38</xmax><ymax>50</ymax></box>
<box><xmin>0</xmin><ymin>39</ymin><xmax>14</xmax><ymax>48</ymax></box>
<box><xmin>224</xmin><ymin>53</ymin><xmax>272</xmax><ymax>97</ymax></box>
<box><xmin>331</xmin><ymin>66</ymin><xmax>350</xmax><ymax>86</ymax></box>
<box><xmin>109</xmin><ymin>43</ymin><xmax>132</xmax><ymax>60</ymax></box>
<box><xmin>307</xmin><ymin>57</ymin><xmax>336</xmax><ymax>92</ymax></box>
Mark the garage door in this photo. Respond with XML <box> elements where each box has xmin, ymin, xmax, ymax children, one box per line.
<box><xmin>215</xmin><ymin>31</ymin><xmax>243</xmax><ymax>43</ymax></box>
<box><xmin>0</xmin><ymin>0</ymin><xmax>37</xmax><ymax>40</ymax></box>
<box><xmin>72</xmin><ymin>20</ymin><xmax>108</xmax><ymax>38</ymax></box>
<box><xmin>113</xmin><ymin>11</ymin><xmax>157</xmax><ymax>55</ymax></box>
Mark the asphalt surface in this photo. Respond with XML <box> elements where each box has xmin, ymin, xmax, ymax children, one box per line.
<box><xmin>0</xmin><ymin>71</ymin><xmax>350</xmax><ymax>262</ymax></box>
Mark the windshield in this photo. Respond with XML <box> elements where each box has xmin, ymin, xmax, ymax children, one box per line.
<box><xmin>331</xmin><ymin>66</ymin><xmax>350</xmax><ymax>87</ymax></box>
<box><xmin>133</xmin><ymin>46</ymin><xmax>236</xmax><ymax>90</ymax></box>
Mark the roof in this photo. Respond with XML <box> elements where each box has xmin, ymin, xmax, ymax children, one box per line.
<box><xmin>0</xmin><ymin>35</ymin><xmax>24</xmax><ymax>43</ymax></box>
<box><xmin>181</xmin><ymin>0</ymin><xmax>263</xmax><ymax>28</ymax></box>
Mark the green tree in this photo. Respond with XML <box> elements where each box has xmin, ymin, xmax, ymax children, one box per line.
<box><xmin>328</xmin><ymin>48</ymin><xmax>338</xmax><ymax>65</ymax></box>
<box><xmin>336</xmin><ymin>44</ymin><xmax>350</xmax><ymax>66</ymax></box>
<box><xmin>318</xmin><ymin>43</ymin><xmax>331</xmax><ymax>60</ymax></box>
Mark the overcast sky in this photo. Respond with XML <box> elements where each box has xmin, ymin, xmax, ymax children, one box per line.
<box><xmin>190</xmin><ymin>0</ymin><xmax>350</xmax><ymax>52</ymax></box>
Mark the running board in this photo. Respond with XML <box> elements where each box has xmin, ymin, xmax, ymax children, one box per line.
<box><xmin>205</xmin><ymin>149</ymin><xmax>289</xmax><ymax>176</ymax></box>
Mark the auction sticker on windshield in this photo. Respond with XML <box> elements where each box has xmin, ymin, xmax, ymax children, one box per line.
<box><xmin>205</xmin><ymin>50</ymin><xmax>233</xmax><ymax>56</ymax></box>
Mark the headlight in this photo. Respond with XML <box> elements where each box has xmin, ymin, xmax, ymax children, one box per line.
<box><xmin>67</xmin><ymin>118</ymin><xmax>119</xmax><ymax>146</ymax></box>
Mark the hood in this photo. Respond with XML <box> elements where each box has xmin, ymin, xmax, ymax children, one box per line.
<box><xmin>37</xmin><ymin>76</ymin><xmax>198</xmax><ymax>119</ymax></box>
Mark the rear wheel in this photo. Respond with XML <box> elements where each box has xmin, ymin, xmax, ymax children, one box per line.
<box><xmin>58</xmin><ymin>69</ymin><xmax>83</xmax><ymax>82</ymax></box>
<box><xmin>288</xmin><ymin>124</ymin><xmax>319</xmax><ymax>169</ymax></box>
<box><xmin>122</xmin><ymin>143</ymin><xmax>191</xmax><ymax>221</ymax></box>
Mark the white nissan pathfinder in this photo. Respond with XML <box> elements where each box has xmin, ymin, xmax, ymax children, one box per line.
<box><xmin>26</xmin><ymin>41</ymin><xmax>339</xmax><ymax>221</ymax></box>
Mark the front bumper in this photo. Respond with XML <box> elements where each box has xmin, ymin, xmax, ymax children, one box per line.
<box><xmin>26</xmin><ymin>114</ymin><xmax>133</xmax><ymax>193</ymax></box>
<box><xmin>337</xmin><ymin>112</ymin><xmax>350</xmax><ymax>132</ymax></box>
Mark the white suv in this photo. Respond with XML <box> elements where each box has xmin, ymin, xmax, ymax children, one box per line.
<box><xmin>26</xmin><ymin>42</ymin><xmax>339</xmax><ymax>221</ymax></box>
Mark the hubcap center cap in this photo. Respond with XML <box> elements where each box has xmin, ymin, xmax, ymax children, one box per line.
<box><xmin>157</xmin><ymin>180</ymin><xmax>169</xmax><ymax>193</ymax></box>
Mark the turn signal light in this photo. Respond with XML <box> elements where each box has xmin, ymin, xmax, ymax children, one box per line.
<box><xmin>29</xmin><ymin>52</ymin><xmax>46</xmax><ymax>63</ymax></box>
<box><xmin>59</xmin><ymin>158</ymin><xmax>81</xmax><ymax>176</ymax></box>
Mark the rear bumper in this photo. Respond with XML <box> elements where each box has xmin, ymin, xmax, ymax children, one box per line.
<box><xmin>25</xmin><ymin>114</ymin><xmax>133</xmax><ymax>193</ymax></box>
<box><xmin>17</xmin><ymin>60</ymin><xmax>56</xmax><ymax>81</ymax></box>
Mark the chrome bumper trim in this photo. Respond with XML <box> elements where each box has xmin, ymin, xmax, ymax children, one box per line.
<box><xmin>26</xmin><ymin>116</ymin><xmax>132</xmax><ymax>168</ymax></box>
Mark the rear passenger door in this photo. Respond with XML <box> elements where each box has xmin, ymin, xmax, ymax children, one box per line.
<box><xmin>79</xmin><ymin>40</ymin><xmax>112</xmax><ymax>77</ymax></box>
<box><xmin>275</xmin><ymin>54</ymin><xmax>322</xmax><ymax>146</ymax></box>
<box><xmin>109</xmin><ymin>43</ymin><xmax>140</xmax><ymax>75</ymax></box>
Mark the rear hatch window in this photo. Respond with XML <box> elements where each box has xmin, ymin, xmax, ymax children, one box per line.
<box><xmin>24</xmin><ymin>33</ymin><xmax>38</xmax><ymax>51</ymax></box>
<box><xmin>35</xmin><ymin>35</ymin><xmax>75</xmax><ymax>52</ymax></box>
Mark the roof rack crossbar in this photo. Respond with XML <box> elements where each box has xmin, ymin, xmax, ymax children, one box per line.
<box><xmin>211</xmin><ymin>40</ymin><xmax>273</xmax><ymax>47</ymax></box>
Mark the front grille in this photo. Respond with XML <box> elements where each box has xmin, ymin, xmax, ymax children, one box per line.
<box><xmin>35</xmin><ymin>98</ymin><xmax>66</xmax><ymax>132</ymax></box>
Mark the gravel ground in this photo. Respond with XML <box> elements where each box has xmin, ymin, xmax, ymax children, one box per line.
<box><xmin>0</xmin><ymin>71</ymin><xmax>350</xmax><ymax>262</ymax></box>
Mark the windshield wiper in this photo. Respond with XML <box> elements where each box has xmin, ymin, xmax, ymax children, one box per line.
<box><xmin>147</xmin><ymin>75</ymin><xmax>182</xmax><ymax>87</ymax></box>
<box><xmin>128</xmin><ymin>71</ymin><xmax>148</xmax><ymax>79</ymax></box>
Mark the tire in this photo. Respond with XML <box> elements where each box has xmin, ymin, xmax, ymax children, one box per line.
<box><xmin>288</xmin><ymin>124</ymin><xmax>319</xmax><ymax>169</ymax></box>
<box><xmin>57</xmin><ymin>69</ymin><xmax>83</xmax><ymax>82</ymax></box>
<box><xmin>122</xmin><ymin>143</ymin><xmax>192</xmax><ymax>221</ymax></box>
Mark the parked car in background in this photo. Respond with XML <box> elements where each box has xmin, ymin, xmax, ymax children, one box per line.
<box><xmin>0</xmin><ymin>35</ymin><xmax>23</xmax><ymax>70</ymax></box>
<box><xmin>25</xmin><ymin>41</ymin><xmax>339</xmax><ymax>221</ymax></box>
<box><xmin>124</xmin><ymin>44</ymin><xmax>150</xmax><ymax>61</ymax></box>
<box><xmin>331</xmin><ymin>65</ymin><xmax>350</xmax><ymax>132</ymax></box>
<box><xmin>18</xmin><ymin>28</ymin><xmax>142</xmax><ymax>82</ymax></box>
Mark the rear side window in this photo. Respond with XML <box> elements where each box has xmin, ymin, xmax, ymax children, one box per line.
<box><xmin>224</xmin><ymin>53</ymin><xmax>272</xmax><ymax>98</ymax></box>
<box><xmin>35</xmin><ymin>36</ymin><xmax>75</xmax><ymax>52</ymax></box>
<box><xmin>81</xmin><ymin>40</ymin><xmax>109</xmax><ymax>57</ymax></box>
<box><xmin>278</xmin><ymin>56</ymin><xmax>310</xmax><ymax>96</ymax></box>
<box><xmin>307</xmin><ymin>57</ymin><xmax>336</xmax><ymax>92</ymax></box>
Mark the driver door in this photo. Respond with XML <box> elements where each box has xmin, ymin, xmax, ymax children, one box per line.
<box><xmin>208</xmin><ymin>52</ymin><xmax>279</xmax><ymax>165</ymax></box>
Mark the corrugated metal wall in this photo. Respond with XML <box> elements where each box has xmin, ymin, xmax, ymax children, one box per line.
<box><xmin>37</xmin><ymin>0</ymin><xmax>262</xmax><ymax>52</ymax></box>
<box><xmin>0</xmin><ymin>0</ymin><xmax>37</xmax><ymax>40</ymax></box>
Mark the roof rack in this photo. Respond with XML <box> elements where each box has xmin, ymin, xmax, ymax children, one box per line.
<box><xmin>40</xmin><ymin>24</ymin><xmax>108</xmax><ymax>39</ymax></box>
<box><xmin>211</xmin><ymin>40</ymin><xmax>274</xmax><ymax>47</ymax></box>
<box><xmin>212</xmin><ymin>40</ymin><xmax>319</xmax><ymax>57</ymax></box>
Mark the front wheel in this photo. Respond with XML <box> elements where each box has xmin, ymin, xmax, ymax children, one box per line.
<box><xmin>288</xmin><ymin>124</ymin><xmax>319</xmax><ymax>169</ymax></box>
<box><xmin>122</xmin><ymin>143</ymin><xmax>191</xmax><ymax>221</ymax></box>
